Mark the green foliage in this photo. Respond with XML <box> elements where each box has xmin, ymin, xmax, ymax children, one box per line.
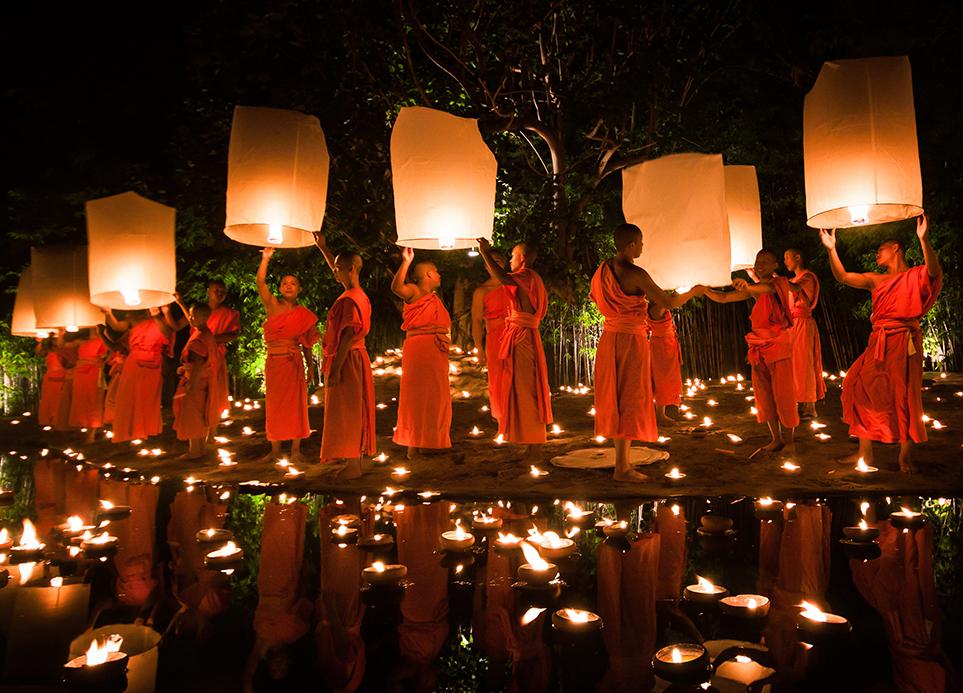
<box><xmin>0</xmin><ymin>320</ymin><xmax>40</xmax><ymax>415</ymax></box>
<box><xmin>435</xmin><ymin>625</ymin><xmax>488</xmax><ymax>692</ymax></box>
<box><xmin>224</xmin><ymin>493</ymin><xmax>267</xmax><ymax>612</ymax></box>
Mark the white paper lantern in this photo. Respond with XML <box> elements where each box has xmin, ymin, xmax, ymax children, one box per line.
<box><xmin>85</xmin><ymin>192</ymin><xmax>177</xmax><ymax>310</ymax></box>
<box><xmin>224</xmin><ymin>106</ymin><xmax>329</xmax><ymax>248</ymax></box>
<box><xmin>725</xmin><ymin>165</ymin><xmax>762</xmax><ymax>270</ymax></box>
<box><xmin>10</xmin><ymin>267</ymin><xmax>42</xmax><ymax>337</ymax></box>
<box><xmin>31</xmin><ymin>246</ymin><xmax>102</xmax><ymax>332</ymax></box>
<box><xmin>804</xmin><ymin>56</ymin><xmax>923</xmax><ymax>229</ymax></box>
<box><xmin>390</xmin><ymin>107</ymin><xmax>497</xmax><ymax>250</ymax></box>
<box><xmin>622</xmin><ymin>153</ymin><xmax>732</xmax><ymax>290</ymax></box>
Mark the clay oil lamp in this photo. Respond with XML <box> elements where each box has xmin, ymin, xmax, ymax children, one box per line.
<box><xmin>439</xmin><ymin>523</ymin><xmax>475</xmax><ymax>552</ymax></box>
<box><xmin>890</xmin><ymin>506</ymin><xmax>925</xmax><ymax>531</ymax></box>
<box><xmin>552</xmin><ymin>608</ymin><xmax>603</xmax><ymax>634</ymax></box>
<box><xmin>195</xmin><ymin>528</ymin><xmax>234</xmax><ymax>550</ymax></box>
<box><xmin>494</xmin><ymin>532</ymin><xmax>523</xmax><ymax>554</ymax></box>
<box><xmin>390</xmin><ymin>466</ymin><xmax>410</xmax><ymax>481</ymax></box>
<box><xmin>719</xmin><ymin>594</ymin><xmax>771</xmax><ymax>619</ymax></box>
<box><xmin>81</xmin><ymin>531</ymin><xmax>119</xmax><ymax>559</ymax></box>
<box><xmin>57</xmin><ymin>516</ymin><xmax>95</xmax><ymax>540</ymax></box>
<box><xmin>329</xmin><ymin>514</ymin><xmax>361</xmax><ymax>531</ymax></box>
<box><xmin>0</xmin><ymin>527</ymin><xmax>12</xmax><ymax>552</ymax></box>
<box><xmin>96</xmin><ymin>500</ymin><xmax>131</xmax><ymax>523</ymax></box>
<box><xmin>537</xmin><ymin>531</ymin><xmax>576</xmax><ymax>560</ymax></box>
<box><xmin>471</xmin><ymin>514</ymin><xmax>503</xmax><ymax>532</ymax></box>
<box><xmin>362</xmin><ymin>560</ymin><xmax>407</xmax><ymax>587</ymax></box>
<box><xmin>331</xmin><ymin>523</ymin><xmax>359</xmax><ymax>545</ymax></box>
<box><xmin>664</xmin><ymin>467</ymin><xmax>686</xmax><ymax>481</ymax></box>
<box><xmin>842</xmin><ymin>519</ymin><xmax>879</xmax><ymax>543</ymax></box>
<box><xmin>562</xmin><ymin>502</ymin><xmax>596</xmax><ymax>528</ymax></box>
<box><xmin>596</xmin><ymin>518</ymin><xmax>629</xmax><ymax>538</ymax></box>
<box><xmin>699</xmin><ymin>514</ymin><xmax>733</xmax><ymax>534</ymax></box>
<box><xmin>854</xmin><ymin>457</ymin><xmax>878</xmax><ymax>474</ymax></box>
<box><xmin>0</xmin><ymin>488</ymin><xmax>14</xmax><ymax>507</ymax></box>
<box><xmin>10</xmin><ymin>519</ymin><xmax>45</xmax><ymax>564</ymax></box>
<box><xmin>204</xmin><ymin>541</ymin><xmax>244</xmax><ymax>571</ymax></box>
<box><xmin>652</xmin><ymin>643</ymin><xmax>711</xmax><ymax>686</ymax></box>
<box><xmin>63</xmin><ymin>636</ymin><xmax>128</xmax><ymax>692</ymax></box>
<box><xmin>753</xmin><ymin>497</ymin><xmax>784</xmax><ymax>522</ymax></box>
<box><xmin>358</xmin><ymin>533</ymin><xmax>394</xmax><ymax>551</ymax></box>
<box><xmin>684</xmin><ymin>575</ymin><xmax>729</xmax><ymax>605</ymax></box>
<box><xmin>796</xmin><ymin>600</ymin><xmax>851</xmax><ymax>642</ymax></box>
<box><xmin>517</xmin><ymin>540</ymin><xmax>559</xmax><ymax>586</ymax></box>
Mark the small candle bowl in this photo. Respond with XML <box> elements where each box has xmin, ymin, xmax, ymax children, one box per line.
<box><xmin>796</xmin><ymin>610</ymin><xmax>851</xmax><ymax>642</ymax></box>
<box><xmin>0</xmin><ymin>535</ymin><xmax>12</xmax><ymax>552</ymax></box>
<box><xmin>204</xmin><ymin>544</ymin><xmax>244</xmax><ymax>571</ymax></box>
<box><xmin>719</xmin><ymin>594</ymin><xmax>770</xmax><ymax>619</ymax></box>
<box><xmin>838</xmin><ymin>538</ymin><xmax>882</xmax><ymax>561</ymax></box>
<box><xmin>330</xmin><ymin>526</ymin><xmax>359</xmax><ymax>545</ymax></box>
<box><xmin>551</xmin><ymin>608</ymin><xmax>603</xmax><ymax>633</ymax></box>
<box><xmin>889</xmin><ymin>510</ymin><xmax>925</xmax><ymax>531</ymax></box>
<box><xmin>684</xmin><ymin>581</ymin><xmax>729</xmax><ymax>605</ymax></box>
<box><xmin>0</xmin><ymin>489</ymin><xmax>15</xmax><ymax>507</ymax></box>
<box><xmin>362</xmin><ymin>563</ymin><xmax>407</xmax><ymax>587</ymax></box>
<box><xmin>63</xmin><ymin>651</ymin><xmax>129</xmax><ymax>689</ymax></box>
<box><xmin>538</xmin><ymin>537</ymin><xmax>576</xmax><ymax>561</ymax></box>
<box><xmin>439</xmin><ymin>530</ymin><xmax>475</xmax><ymax>552</ymax></box>
<box><xmin>563</xmin><ymin>509</ymin><xmax>596</xmax><ymax>528</ymax></box>
<box><xmin>753</xmin><ymin>499</ymin><xmax>784</xmax><ymax>522</ymax></box>
<box><xmin>96</xmin><ymin>504</ymin><xmax>131</xmax><ymax>522</ymax></box>
<box><xmin>597</xmin><ymin>520</ymin><xmax>629</xmax><ymax>538</ymax></box>
<box><xmin>517</xmin><ymin>562</ymin><xmax>559</xmax><ymax>586</ymax></box>
<box><xmin>842</xmin><ymin>525</ymin><xmax>879</xmax><ymax>542</ymax></box>
<box><xmin>652</xmin><ymin>643</ymin><xmax>711</xmax><ymax>685</ymax></box>
<box><xmin>81</xmin><ymin>535</ymin><xmax>119</xmax><ymax>559</ymax></box>
<box><xmin>329</xmin><ymin>514</ymin><xmax>361</xmax><ymax>530</ymax></box>
<box><xmin>471</xmin><ymin>515</ymin><xmax>503</xmax><ymax>532</ymax></box>
<box><xmin>9</xmin><ymin>544</ymin><xmax>46</xmax><ymax>564</ymax></box>
<box><xmin>699</xmin><ymin>515</ymin><xmax>733</xmax><ymax>534</ymax></box>
<box><xmin>494</xmin><ymin>534</ymin><xmax>524</xmax><ymax>554</ymax></box>
<box><xmin>195</xmin><ymin>528</ymin><xmax>234</xmax><ymax>549</ymax></box>
<box><xmin>57</xmin><ymin>520</ymin><xmax>96</xmax><ymax>540</ymax></box>
<box><xmin>358</xmin><ymin>533</ymin><xmax>395</xmax><ymax>551</ymax></box>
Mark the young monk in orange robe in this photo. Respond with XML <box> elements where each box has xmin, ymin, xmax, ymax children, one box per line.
<box><xmin>647</xmin><ymin>304</ymin><xmax>684</xmax><ymax>423</ymax></box>
<box><xmin>313</xmin><ymin>233</ymin><xmax>376</xmax><ymax>479</ymax></box>
<box><xmin>68</xmin><ymin>330</ymin><xmax>108</xmax><ymax>442</ymax></box>
<box><xmin>784</xmin><ymin>249</ymin><xmax>826</xmax><ymax>418</ymax></box>
<box><xmin>173</xmin><ymin>304</ymin><xmax>228</xmax><ymax>459</ymax></box>
<box><xmin>37</xmin><ymin>339</ymin><xmax>66</xmax><ymax>427</ymax></box>
<box><xmin>591</xmin><ymin>224</ymin><xmax>702</xmax><ymax>481</ymax></box>
<box><xmin>820</xmin><ymin>216</ymin><xmax>942</xmax><ymax>473</ymax></box>
<box><xmin>471</xmin><ymin>250</ymin><xmax>510</xmax><ymax>422</ymax></box>
<box><xmin>477</xmin><ymin>239</ymin><xmax>553</xmax><ymax>462</ymax></box>
<box><xmin>54</xmin><ymin>335</ymin><xmax>79</xmax><ymax>431</ymax></box>
<box><xmin>391</xmin><ymin>247</ymin><xmax>452</xmax><ymax>458</ymax></box>
<box><xmin>106</xmin><ymin>308</ymin><xmax>172</xmax><ymax>443</ymax></box>
<box><xmin>101</xmin><ymin>327</ymin><xmax>127</xmax><ymax>427</ymax></box>
<box><xmin>703</xmin><ymin>249</ymin><xmax>804</xmax><ymax>457</ymax></box>
<box><xmin>256</xmin><ymin>248</ymin><xmax>319</xmax><ymax>464</ymax></box>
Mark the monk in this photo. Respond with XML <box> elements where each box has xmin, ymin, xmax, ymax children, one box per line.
<box><xmin>99</xmin><ymin>324</ymin><xmax>128</xmax><ymax>428</ymax></box>
<box><xmin>105</xmin><ymin>307</ymin><xmax>172</xmax><ymax>443</ymax></box>
<box><xmin>702</xmin><ymin>249</ymin><xmax>804</xmax><ymax>457</ymax></box>
<box><xmin>784</xmin><ymin>249</ymin><xmax>826</xmax><ymax>418</ymax></box>
<box><xmin>257</xmin><ymin>248</ymin><xmax>319</xmax><ymax>464</ymax></box>
<box><xmin>173</xmin><ymin>304</ymin><xmax>228</xmax><ymax>459</ymax></box>
<box><xmin>36</xmin><ymin>336</ymin><xmax>66</xmax><ymax>428</ymax></box>
<box><xmin>313</xmin><ymin>233</ymin><xmax>376</xmax><ymax>479</ymax></box>
<box><xmin>54</xmin><ymin>333</ymin><xmax>80</xmax><ymax>431</ymax></box>
<box><xmin>820</xmin><ymin>216</ymin><xmax>942</xmax><ymax>473</ymax></box>
<box><xmin>591</xmin><ymin>224</ymin><xmax>702</xmax><ymax>482</ymax></box>
<box><xmin>391</xmin><ymin>247</ymin><xmax>452</xmax><ymax>459</ymax></box>
<box><xmin>67</xmin><ymin>328</ymin><xmax>108</xmax><ymax>443</ymax></box>
<box><xmin>471</xmin><ymin>250</ymin><xmax>511</xmax><ymax>422</ymax></box>
<box><xmin>477</xmin><ymin>240</ymin><xmax>554</xmax><ymax>462</ymax></box>
<box><xmin>647</xmin><ymin>304</ymin><xmax>684</xmax><ymax>424</ymax></box>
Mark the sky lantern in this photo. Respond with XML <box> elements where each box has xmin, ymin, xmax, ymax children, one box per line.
<box><xmin>622</xmin><ymin>153</ymin><xmax>732</xmax><ymax>290</ymax></box>
<box><xmin>85</xmin><ymin>192</ymin><xmax>176</xmax><ymax>310</ymax></box>
<box><xmin>804</xmin><ymin>56</ymin><xmax>923</xmax><ymax>229</ymax></box>
<box><xmin>224</xmin><ymin>105</ymin><xmax>329</xmax><ymax>248</ymax></box>
<box><xmin>11</xmin><ymin>267</ymin><xmax>42</xmax><ymax>337</ymax></box>
<box><xmin>725</xmin><ymin>165</ymin><xmax>762</xmax><ymax>270</ymax></box>
<box><xmin>390</xmin><ymin>106</ymin><xmax>497</xmax><ymax>250</ymax></box>
<box><xmin>31</xmin><ymin>246</ymin><xmax>102</xmax><ymax>332</ymax></box>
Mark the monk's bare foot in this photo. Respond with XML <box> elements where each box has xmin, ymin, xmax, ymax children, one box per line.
<box><xmin>289</xmin><ymin>452</ymin><xmax>306</xmax><ymax>466</ymax></box>
<box><xmin>835</xmin><ymin>452</ymin><xmax>868</xmax><ymax>466</ymax></box>
<box><xmin>179</xmin><ymin>451</ymin><xmax>205</xmax><ymax>461</ymax></box>
<box><xmin>255</xmin><ymin>451</ymin><xmax>279</xmax><ymax>464</ymax></box>
<box><xmin>613</xmin><ymin>469</ymin><xmax>649</xmax><ymax>483</ymax></box>
<box><xmin>750</xmin><ymin>440</ymin><xmax>783</xmax><ymax>459</ymax></box>
<box><xmin>898</xmin><ymin>456</ymin><xmax>918</xmax><ymax>474</ymax></box>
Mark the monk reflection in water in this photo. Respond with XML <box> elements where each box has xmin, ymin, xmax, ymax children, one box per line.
<box><xmin>471</xmin><ymin>249</ymin><xmax>510</xmax><ymax>422</ymax></box>
<box><xmin>591</xmin><ymin>224</ymin><xmax>702</xmax><ymax>482</ymax></box>
<box><xmin>391</xmin><ymin>247</ymin><xmax>452</xmax><ymax>460</ymax></box>
<box><xmin>256</xmin><ymin>247</ymin><xmax>319</xmax><ymax>464</ymax></box>
<box><xmin>820</xmin><ymin>215</ymin><xmax>942</xmax><ymax>473</ymax></box>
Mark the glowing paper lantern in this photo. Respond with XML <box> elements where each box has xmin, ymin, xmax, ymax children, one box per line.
<box><xmin>10</xmin><ymin>267</ymin><xmax>41</xmax><ymax>337</ymax></box>
<box><xmin>725</xmin><ymin>165</ymin><xmax>762</xmax><ymax>270</ymax></box>
<box><xmin>622</xmin><ymin>153</ymin><xmax>732</xmax><ymax>290</ymax></box>
<box><xmin>85</xmin><ymin>192</ymin><xmax>176</xmax><ymax>310</ymax></box>
<box><xmin>390</xmin><ymin>106</ymin><xmax>497</xmax><ymax>249</ymax></box>
<box><xmin>31</xmin><ymin>246</ymin><xmax>102</xmax><ymax>331</ymax></box>
<box><xmin>804</xmin><ymin>56</ymin><xmax>923</xmax><ymax>229</ymax></box>
<box><xmin>224</xmin><ymin>106</ymin><xmax>329</xmax><ymax>248</ymax></box>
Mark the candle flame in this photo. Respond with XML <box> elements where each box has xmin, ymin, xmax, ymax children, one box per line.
<box><xmin>758</xmin><ymin>497</ymin><xmax>774</xmax><ymax>506</ymax></box>
<box><xmin>496</xmin><ymin>532</ymin><xmax>521</xmax><ymax>546</ymax></box>
<box><xmin>371</xmin><ymin>561</ymin><xmax>386</xmax><ymax>572</ymax></box>
<box><xmin>565</xmin><ymin>526</ymin><xmax>580</xmax><ymax>538</ymax></box>
<box><xmin>520</xmin><ymin>607</ymin><xmax>545</xmax><ymax>626</ymax></box>
<box><xmin>66</xmin><ymin>516</ymin><xmax>84</xmax><ymax>531</ymax></box>
<box><xmin>267</xmin><ymin>223</ymin><xmax>283</xmax><ymax>244</ymax></box>
<box><xmin>855</xmin><ymin>457</ymin><xmax>874</xmax><ymax>472</ymax></box>
<box><xmin>207</xmin><ymin>541</ymin><xmax>238</xmax><ymax>558</ymax></box>
<box><xmin>85</xmin><ymin>638</ymin><xmax>111</xmax><ymax>666</ymax></box>
<box><xmin>100</xmin><ymin>500</ymin><xmax>114</xmax><ymax>510</ymax></box>
<box><xmin>799</xmin><ymin>600</ymin><xmax>828</xmax><ymax>622</ymax></box>
<box><xmin>727</xmin><ymin>433</ymin><xmax>743</xmax><ymax>443</ymax></box>
<box><xmin>18</xmin><ymin>519</ymin><xmax>42</xmax><ymax>549</ymax></box>
<box><xmin>671</xmin><ymin>647</ymin><xmax>682</xmax><ymax>664</ymax></box>
<box><xmin>667</xmin><ymin>467</ymin><xmax>684</xmax><ymax>479</ymax></box>
<box><xmin>120</xmin><ymin>287</ymin><xmax>141</xmax><ymax>307</ymax></box>
<box><xmin>860</xmin><ymin>501</ymin><xmax>870</xmax><ymax>516</ymax></box>
<box><xmin>87</xmin><ymin>532</ymin><xmax>115</xmax><ymax>545</ymax></box>
<box><xmin>529</xmin><ymin>465</ymin><xmax>548</xmax><ymax>477</ymax></box>
<box><xmin>747</xmin><ymin>598</ymin><xmax>758</xmax><ymax>609</ymax></box>
<box><xmin>19</xmin><ymin>562</ymin><xmax>35</xmax><ymax>585</ymax></box>
<box><xmin>848</xmin><ymin>205</ymin><xmax>870</xmax><ymax>225</ymax></box>
<box><xmin>696</xmin><ymin>575</ymin><xmax>716</xmax><ymax>592</ymax></box>
<box><xmin>898</xmin><ymin>506</ymin><xmax>920</xmax><ymax>517</ymax></box>
<box><xmin>562</xmin><ymin>608</ymin><xmax>590</xmax><ymax>623</ymax></box>
<box><xmin>858</xmin><ymin>519</ymin><xmax>868</xmax><ymax>530</ymax></box>
<box><xmin>540</xmin><ymin>531</ymin><xmax>565</xmax><ymax>549</ymax></box>
<box><xmin>453</xmin><ymin>524</ymin><xmax>469</xmax><ymax>541</ymax></box>
<box><xmin>520</xmin><ymin>540</ymin><xmax>550</xmax><ymax>570</ymax></box>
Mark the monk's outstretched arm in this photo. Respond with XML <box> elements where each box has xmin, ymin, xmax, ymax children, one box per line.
<box><xmin>916</xmin><ymin>215</ymin><xmax>942</xmax><ymax>280</ymax></box>
<box><xmin>102</xmin><ymin>307</ymin><xmax>129</xmax><ymax>332</ymax></box>
<box><xmin>312</xmin><ymin>232</ymin><xmax>337</xmax><ymax>273</ymax></box>
<box><xmin>632</xmin><ymin>266</ymin><xmax>680</xmax><ymax>310</ymax></box>
<box><xmin>703</xmin><ymin>288</ymin><xmax>749</xmax><ymax>304</ymax></box>
<box><xmin>819</xmin><ymin>229</ymin><xmax>874</xmax><ymax>290</ymax></box>
<box><xmin>470</xmin><ymin>288</ymin><xmax>486</xmax><ymax>358</ymax></box>
<box><xmin>391</xmin><ymin>247</ymin><xmax>419</xmax><ymax>301</ymax></box>
<box><xmin>256</xmin><ymin>248</ymin><xmax>278</xmax><ymax>312</ymax></box>
<box><xmin>476</xmin><ymin>238</ymin><xmax>516</xmax><ymax>288</ymax></box>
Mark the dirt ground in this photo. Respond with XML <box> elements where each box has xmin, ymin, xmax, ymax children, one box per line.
<box><xmin>3</xmin><ymin>349</ymin><xmax>962</xmax><ymax>501</ymax></box>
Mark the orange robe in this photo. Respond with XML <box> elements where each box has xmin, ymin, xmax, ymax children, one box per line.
<box><xmin>789</xmin><ymin>269</ymin><xmax>826</xmax><ymax>404</ymax></box>
<box><xmin>254</xmin><ymin>501</ymin><xmax>312</xmax><ymax>649</ymax></box>
<box><xmin>101</xmin><ymin>479</ymin><xmax>159</xmax><ymax>607</ymax></box>
<box><xmin>68</xmin><ymin>337</ymin><xmax>107</xmax><ymax>429</ymax></box>
<box><xmin>590</xmin><ymin>261</ymin><xmax>657</xmax><ymax>441</ymax></box>
<box><xmin>393</xmin><ymin>293</ymin><xmax>452</xmax><ymax>450</ymax></box>
<box><xmin>103</xmin><ymin>351</ymin><xmax>125</xmax><ymax>425</ymax></box>
<box><xmin>38</xmin><ymin>350</ymin><xmax>66</xmax><ymax>426</ymax></box>
<box><xmin>655</xmin><ymin>503</ymin><xmax>687</xmax><ymax>601</ymax></box>
<box><xmin>496</xmin><ymin>269</ymin><xmax>553</xmax><ymax>443</ymax></box>
<box><xmin>482</xmin><ymin>285</ymin><xmax>511</xmax><ymax>421</ymax></box>
<box><xmin>205</xmin><ymin>304</ymin><xmax>240</xmax><ymax>413</ymax></box>
<box><xmin>747</xmin><ymin>277</ymin><xmax>799</xmax><ymax>429</ymax></box>
<box><xmin>167</xmin><ymin>491</ymin><xmax>229</xmax><ymax>618</ymax></box>
<box><xmin>173</xmin><ymin>328</ymin><xmax>226</xmax><ymax>441</ymax></box>
<box><xmin>842</xmin><ymin>266</ymin><xmax>942</xmax><ymax>444</ymax></box>
<box><xmin>321</xmin><ymin>289</ymin><xmax>376</xmax><ymax>462</ymax></box>
<box><xmin>263</xmin><ymin>306</ymin><xmax>319</xmax><ymax>442</ymax></box>
<box><xmin>54</xmin><ymin>345</ymin><xmax>78</xmax><ymax>430</ymax></box>
<box><xmin>111</xmin><ymin>320</ymin><xmax>169</xmax><ymax>442</ymax></box>
<box><xmin>648</xmin><ymin>308</ymin><xmax>683</xmax><ymax>407</ymax></box>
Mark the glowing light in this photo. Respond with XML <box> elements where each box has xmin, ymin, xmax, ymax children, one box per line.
<box><xmin>120</xmin><ymin>287</ymin><xmax>141</xmax><ymax>306</ymax></box>
<box><xmin>666</xmin><ymin>467</ymin><xmax>685</xmax><ymax>480</ymax></box>
<box><xmin>855</xmin><ymin>457</ymin><xmax>878</xmax><ymax>474</ymax></box>
<box><xmin>781</xmin><ymin>461</ymin><xmax>800</xmax><ymax>472</ymax></box>
<box><xmin>530</xmin><ymin>465</ymin><xmax>549</xmax><ymax>478</ymax></box>
<box><xmin>267</xmin><ymin>223</ymin><xmax>284</xmax><ymax>244</ymax></box>
<box><xmin>726</xmin><ymin>433</ymin><xmax>743</xmax><ymax>443</ymax></box>
<box><xmin>521</xmin><ymin>607</ymin><xmax>545</xmax><ymax>626</ymax></box>
<box><xmin>848</xmin><ymin>205</ymin><xmax>870</xmax><ymax>225</ymax></box>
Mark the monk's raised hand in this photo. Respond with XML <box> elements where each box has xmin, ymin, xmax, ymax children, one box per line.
<box><xmin>916</xmin><ymin>215</ymin><xmax>928</xmax><ymax>240</ymax></box>
<box><xmin>476</xmin><ymin>237</ymin><xmax>492</xmax><ymax>252</ymax></box>
<box><xmin>261</xmin><ymin>247</ymin><xmax>275</xmax><ymax>260</ymax></box>
<box><xmin>819</xmin><ymin>228</ymin><xmax>836</xmax><ymax>250</ymax></box>
<box><xmin>312</xmin><ymin>231</ymin><xmax>327</xmax><ymax>248</ymax></box>
<box><xmin>401</xmin><ymin>246</ymin><xmax>414</xmax><ymax>263</ymax></box>
<box><xmin>732</xmin><ymin>278</ymin><xmax>750</xmax><ymax>292</ymax></box>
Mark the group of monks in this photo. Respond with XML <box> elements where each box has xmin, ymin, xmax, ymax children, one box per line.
<box><xmin>33</xmin><ymin>214</ymin><xmax>942</xmax><ymax>479</ymax></box>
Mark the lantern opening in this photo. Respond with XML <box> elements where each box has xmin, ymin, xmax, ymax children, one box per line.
<box><xmin>120</xmin><ymin>287</ymin><xmax>142</xmax><ymax>306</ymax></box>
<box><xmin>267</xmin><ymin>223</ymin><xmax>284</xmax><ymax>245</ymax></box>
<box><xmin>848</xmin><ymin>205</ymin><xmax>870</xmax><ymax>225</ymax></box>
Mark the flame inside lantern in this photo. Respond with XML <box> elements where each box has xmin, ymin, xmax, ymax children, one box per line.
<box><xmin>267</xmin><ymin>223</ymin><xmax>284</xmax><ymax>245</ymax></box>
<box><xmin>520</xmin><ymin>540</ymin><xmax>551</xmax><ymax>571</ymax></box>
<box><xmin>120</xmin><ymin>287</ymin><xmax>142</xmax><ymax>307</ymax></box>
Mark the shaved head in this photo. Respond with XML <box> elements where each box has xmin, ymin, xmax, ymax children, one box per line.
<box><xmin>191</xmin><ymin>303</ymin><xmax>212</xmax><ymax>321</ymax></box>
<box><xmin>880</xmin><ymin>239</ymin><xmax>904</xmax><ymax>253</ymax></box>
<box><xmin>785</xmin><ymin>248</ymin><xmax>802</xmax><ymax>261</ymax></box>
<box><xmin>514</xmin><ymin>243</ymin><xmax>538</xmax><ymax>264</ymax></box>
<box><xmin>413</xmin><ymin>261</ymin><xmax>437</xmax><ymax>282</ymax></box>
<box><xmin>335</xmin><ymin>252</ymin><xmax>362</xmax><ymax>272</ymax></box>
<box><xmin>614</xmin><ymin>223</ymin><xmax>643</xmax><ymax>251</ymax></box>
<box><xmin>756</xmin><ymin>249</ymin><xmax>779</xmax><ymax>264</ymax></box>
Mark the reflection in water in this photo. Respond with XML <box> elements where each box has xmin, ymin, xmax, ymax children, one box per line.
<box><xmin>0</xmin><ymin>452</ymin><xmax>960</xmax><ymax>690</ymax></box>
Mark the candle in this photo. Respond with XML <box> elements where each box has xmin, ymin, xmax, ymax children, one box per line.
<box><xmin>390</xmin><ymin>466</ymin><xmax>410</xmax><ymax>480</ymax></box>
<box><xmin>203</xmin><ymin>541</ymin><xmax>244</xmax><ymax>570</ymax></box>
<box><xmin>854</xmin><ymin>457</ymin><xmax>878</xmax><ymax>474</ymax></box>
<box><xmin>684</xmin><ymin>575</ymin><xmax>729</xmax><ymax>604</ymax></box>
<box><xmin>195</xmin><ymin>528</ymin><xmax>234</xmax><ymax>548</ymax></box>
<box><xmin>80</xmin><ymin>532</ymin><xmax>119</xmax><ymax>558</ymax></box>
<box><xmin>753</xmin><ymin>497</ymin><xmax>784</xmax><ymax>522</ymax></box>
<box><xmin>331</xmin><ymin>524</ymin><xmax>359</xmax><ymax>544</ymax></box>
<box><xmin>439</xmin><ymin>525</ymin><xmax>475</xmax><ymax>552</ymax></box>
<box><xmin>890</xmin><ymin>507</ymin><xmax>925</xmax><ymax>531</ymax></box>
<box><xmin>537</xmin><ymin>531</ymin><xmax>576</xmax><ymax>560</ymax></box>
<box><xmin>362</xmin><ymin>560</ymin><xmax>407</xmax><ymax>586</ymax></box>
<box><xmin>665</xmin><ymin>467</ymin><xmax>686</xmax><ymax>480</ymax></box>
<box><xmin>719</xmin><ymin>594</ymin><xmax>771</xmax><ymax>619</ymax></box>
<box><xmin>796</xmin><ymin>600</ymin><xmax>851</xmax><ymax>640</ymax></box>
<box><xmin>494</xmin><ymin>532</ymin><xmax>523</xmax><ymax>552</ymax></box>
<box><xmin>517</xmin><ymin>541</ymin><xmax>558</xmax><ymax>585</ymax></box>
<box><xmin>842</xmin><ymin>519</ymin><xmax>880</xmax><ymax>542</ymax></box>
<box><xmin>63</xmin><ymin>637</ymin><xmax>129</xmax><ymax>688</ymax></box>
<box><xmin>562</xmin><ymin>502</ymin><xmax>595</xmax><ymax>526</ymax></box>
<box><xmin>596</xmin><ymin>519</ymin><xmax>629</xmax><ymax>538</ymax></box>
<box><xmin>329</xmin><ymin>514</ymin><xmax>361</xmax><ymax>530</ymax></box>
<box><xmin>652</xmin><ymin>643</ymin><xmax>710</xmax><ymax>685</ymax></box>
<box><xmin>96</xmin><ymin>500</ymin><xmax>131</xmax><ymax>522</ymax></box>
<box><xmin>470</xmin><ymin>515</ymin><xmax>503</xmax><ymax>531</ymax></box>
<box><xmin>10</xmin><ymin>519</ymin><xmax>45</xmax><ymax>563</ymax></box>
<box><xmin>358</xmin><ymin>533</ymin><xmax>395</xmax><ymax>550</ymax></box>
<box><xmin>551</xmin><ymin>608</ymin><xmax>602</xmax><ymax>633</ymax></box>
<box><xmin>57</xmin><ymin>516</ymin><xmax>95</xmax><ymax>539</ymax></box>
